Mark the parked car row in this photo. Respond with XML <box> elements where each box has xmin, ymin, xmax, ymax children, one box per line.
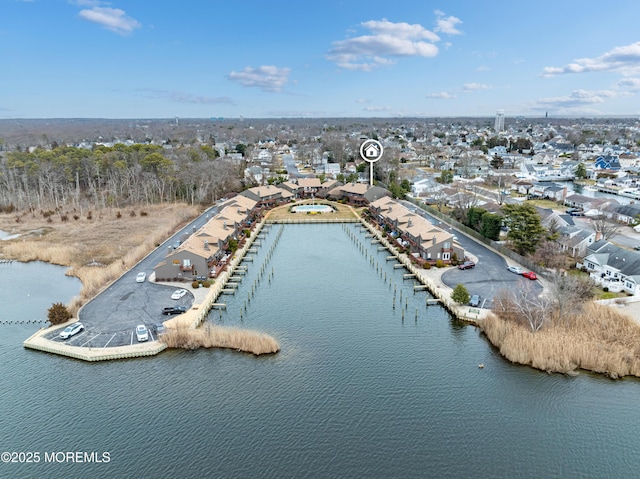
<box><xmin>136</xmin><ymin>324</ymin><xmax>167</xmax><ymax>341</ymax></box>
<box><xmin>507</xmin><ymin>265</ymin><xmax>537</xmax><ymax>280</ymax></box>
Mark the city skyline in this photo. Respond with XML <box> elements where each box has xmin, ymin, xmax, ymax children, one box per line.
<box><xmin>2</xmin><ymin>0</ymin><xmax>640</xmax><ymax>119</ymax></box>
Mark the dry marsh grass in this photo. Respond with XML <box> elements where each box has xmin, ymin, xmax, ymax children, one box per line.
<box><xmin>0</xmin><ymin>204</ymin><xmax>200</xmax><ymax>314</ymax></box>
<box><xmin>161</xmin><ymin>323</ymin><xmax>280</xmax><ymax>355</ymax></box>
<box><xmin>482</xmin><ymin>302</ymin><xmax>640</xmax><ymax>378</ymax></box>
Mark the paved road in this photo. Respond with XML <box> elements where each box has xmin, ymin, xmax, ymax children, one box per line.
<box><xmin>401</xmin><ymin>200</ymin><xmax>543</xmax><ymax>309</ymax></box>
<box><xmin>46</xmin><ymin>203</ymin><xmax>223</xmax><ymax>348</ymax></box>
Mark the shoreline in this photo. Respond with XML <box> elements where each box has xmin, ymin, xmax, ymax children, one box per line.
<box><xmin>23</xmin><ymin>214</ymin><xmax>280</xmax><ymax>361</ymax></box>
<box><xmin>481</xmin><ymin>305</ymin><xmax>640</xmax><ymax>379</ymax></box>
<box><xmin>16</xmin><ymin>198</ymin><xmax>640</xmax><ymax>377</ymax></box>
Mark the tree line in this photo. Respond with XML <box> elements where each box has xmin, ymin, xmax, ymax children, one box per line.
<box><xmin>0</xmin><ymin>143</ymin><xmax>242</xmax><ymax>210</ymax></box>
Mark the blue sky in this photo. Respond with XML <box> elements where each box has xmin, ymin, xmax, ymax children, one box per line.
<box><xmin>2</xmin><ymin>0</ymin><xmax>640</xmax><ymax>119</ymax></box>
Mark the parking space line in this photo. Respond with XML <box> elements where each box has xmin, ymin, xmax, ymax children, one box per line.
<box><xmin>130</xmin><ymin>331</ymin><xmax>134</xmax><ymax>345</ymax></box>
<box><xmin>103</xmin><ymin>333</ymin><xmax>117</xmax><ymax>348</ymax></box>
<box><xmin>80</xmin><ymin>334</ymin><xmax>100</xmax><ymax>347</ymax></box>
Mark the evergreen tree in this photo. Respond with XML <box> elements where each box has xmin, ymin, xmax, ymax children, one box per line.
<box><xmin>451</xmin><ymin>284</ymin><xmax>471</xmax><ymax>305</ymax></box>
<box><xmin>501</xmin><ymin>203</ymin><xmax>546</xmax><ymax>255</ymax></box>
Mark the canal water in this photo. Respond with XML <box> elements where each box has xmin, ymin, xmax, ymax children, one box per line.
<box><xmin>1</xmin><ymin>227</ymin><xmax>640</xmax><ymax>478</ymax></box>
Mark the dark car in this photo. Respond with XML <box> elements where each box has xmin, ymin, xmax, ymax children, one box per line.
<box><xmin>469</xmin><ymin>295</ymin><xmax>481</xmax><ymax>307</ymax></box>
<box><xmin>162</xmin><ymin>306</ymin><xmax>187</xmax><ymax>315</ymax></box>
<box><xmin>458</xmin><ymin>261</ymin><xmax>475</xmax><ymax>270</ymax></box>
<box><xmin>153</xmin><ymin>324</ymin><xmax>167</xmax><ymax>337</ymax></box>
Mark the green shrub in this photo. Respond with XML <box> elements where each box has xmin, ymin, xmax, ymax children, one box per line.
<box><xmin>192</xmin><ymin>281</ymin><xmax>200</xmax><ymax>289</ymax></box>
<box><xmin>435</xmin><ymin>259</ymin><xmax>445</xmax><ymax>268</ymax></box>
<box><xmin>451</xmin><ymin>284</ymin><xmax>470</xmax><ymax>305</ymax></box>
<box><xmin>202</xmin><ymin>280</ymin><xmax>211</xmax><ymax>288</ymax></box>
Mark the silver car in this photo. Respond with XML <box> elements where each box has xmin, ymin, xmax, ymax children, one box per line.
<box><xmin>507</xmin><ymin>265</ymin><xmax>524</xmax><ymax>274</ymax></box>
<box><xmin>135</xmin><ymin>324</ymin><xmax>149</xmax><ymax>342</ymax></box>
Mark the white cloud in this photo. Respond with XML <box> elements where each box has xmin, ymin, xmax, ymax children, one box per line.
<box><xmin>227</xmin><ymin>65</ymin><xmax>291</xmax><ymax>92</ymax></box>
<box><xmin>326</xmin><ymin>18</ymin><xmax>440</xmax><ymax>71</ymax></box>
<box><xmin>542</xmin><ymin>41</ymin><xmax>640</xmax><ymax>77</ymax></box>
<box><xmin>426</xmin><ymin>92</ymin><xmax>457</xmax><ymax>99</ymax></box>
<box><xmin>532</xmin><ymin>89</ymin><xmax>625</xmax><ymax>114</ymax></box>
<box><xmin>434</xmin><ymin>11</ymin><xmax>463</xmax><ymax>35</ymax></box>
<box><xmin>462</xmin><ymin>83</ymin><xmax>489</xmax><ymax>92</ymax></box>
<box><xmin>364</xmin><ymin>105</ymin><xmax>392</xmax><ymax>112</ymax></box>
<box><xmin>616</xmin><ymin>77</ymin><xmax>640</xmax><ymax>91</ymax></box>
<box><xmin>78</xmin><ymin>7</ymin><xmax>141</xmax><ymax>35</ymax></box>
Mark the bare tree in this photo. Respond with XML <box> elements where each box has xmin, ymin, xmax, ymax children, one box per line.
<box><xmin>494</xmin><ymin>282</ymin><xmax>552</xmax><ymax>332</ymax></box>
<box><xmin>530</xmin><ymin>240</ymin><xmax>566</xmax><ymax>270</ymax></box>
<box><xmin>546</xmin><ymin>272</ymin><xmax>595</xmax><ymax>324</ymax></box>
<box><xmin>590</xmin><ymin>215</ymin><xmax>620</xmax><ymax>241</ymax></box>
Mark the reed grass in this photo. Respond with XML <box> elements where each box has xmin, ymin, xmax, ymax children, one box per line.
<box><xmin>161</xmin><ymin>323</ymin><xmax>280</xmax><ymax>355</ymax></box>
<box><xmin>482</xmin><ymin>302</ymin><xmax>640</xmax><ymax>378</ymax></box>
<box><xmin>0</xmin><ymin>204</ymin><xmax>200</xmax><ymax>315</ymax></box>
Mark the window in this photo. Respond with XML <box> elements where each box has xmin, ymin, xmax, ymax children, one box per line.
<box><xmin>183</xmin><ymin>259</ymin><xmax>191</xmax><ymax>267</ymax></box>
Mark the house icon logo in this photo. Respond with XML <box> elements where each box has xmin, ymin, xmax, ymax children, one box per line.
<box><xmin>359</xmin><ymin>139</ymin><xmax>383</xmax><ymax>163</ymax></box>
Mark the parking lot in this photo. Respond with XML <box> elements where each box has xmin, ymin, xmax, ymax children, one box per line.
<box><xmin>46</xmin><ymin>204</ymin><xmax>222</xmax><ymax>348</ymax></box>
<box><xmin>400</xmin><ymin>200</ymin><xmax>543</xmax><ymax>309</ymax></box>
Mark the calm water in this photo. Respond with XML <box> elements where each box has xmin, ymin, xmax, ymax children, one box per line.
<box><xmin>1</xmin><ymin>227</ymin><xmax>640</xmax><ymax>479</ymax></box>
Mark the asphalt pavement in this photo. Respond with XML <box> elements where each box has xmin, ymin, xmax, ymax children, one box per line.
<box><xmin>47</xmin><ymin>202</ymin><xmax>223</xmax><ymax>348</ymax></box>
<box><xmin>401</xmin><ymin>200</ymin><xmax>543</xmax><ymax>309</ymax></box>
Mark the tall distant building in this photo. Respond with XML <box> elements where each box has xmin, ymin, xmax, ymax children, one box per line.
<box><xmin>494</xmin><ymin>110</ymin><xmax>505</xmax><ymax>132</ymax></box>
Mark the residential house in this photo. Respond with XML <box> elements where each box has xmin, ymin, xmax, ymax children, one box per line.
<box><xmin>239</xmin><ymin>185</ymin><xmax>292</xmax><ymax>208</ymax></box>
<box><xmin>154</xmin><ymin>195</ymin><xmax>257</xmax><ymax>281</ymax></box>
<box><xmin>613</xmin><ymin>203</ymin><xmax>640</xmax><ymax>224</ymax></box>
<box><xmin>297</xmin><ymin>178</ymin><xmax>322</xmax><ymax>198</ymax></box>
<box><xmin>327</xmin><ymin>183</ymin><xmax>389</xmax><ymax>206</ymax></box>
<box><xmin>244</xmin><ymin>165</ymin><xmax>265</xmax><ymax>185</ymax></box>
<box><xmin>317</xmin><ymin>179</ymin><xmax>341</xmax><ymax>198</ymax></box>
<box><xmin>280</xmin><ymin>181</ymin><xmax>301</xmax><ymax>198</ymax></box>
<box><xmin>536</xmin><ymin>207</ymin><xmax>572</xmax><ymax>231</ymax></box>
<box><xmin>555</xmin><ymin>226</ymin><xmax>596</xmax><ymax>257</ymax></box>
<box><xmin>594</xmin><ymin>154</ymin><xmax>621</xmax><ymax>170</ymax></box>
<box><xmin>511</xmin><ymin>179</ymin><xmax>534</xmax><ymax>195</ymax></box>
<box><xmin>580</xmin><ymin>240</ymin><xmax>640</xmax><ymax>295</ymax></box>
<box><xmin>368</xmin><ymin>197</ymin><xmax>464</xmax><ymax>264</ymax></box>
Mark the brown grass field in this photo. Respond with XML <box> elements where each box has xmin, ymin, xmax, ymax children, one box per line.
<box><xmin>482</xmin><ymin>302</ymin><xmax>640</xmax><ymax>378</ymax></box>
<box><xmin>0</xmin><ymin>204</ymin><xmax>201</xmax><ymax>314</ymax></box>
<box><xmin>161</xmin><ymin>323</ymin><xmax>280</xmax><ymax>355</ymax></box>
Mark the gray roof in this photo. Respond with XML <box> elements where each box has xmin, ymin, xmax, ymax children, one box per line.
<box><xmin>585</xmin><ymin>241</ymin><xmax>640</xmax><ymax>277</ymax></box>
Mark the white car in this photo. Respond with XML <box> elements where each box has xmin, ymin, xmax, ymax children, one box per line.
<box><xmin>135</xmin><ymin>324</ymin><xmax>149</xmax><ymax>342</ymax></box>
<box><xmin>171</xmin><ymin>289</ymin><xmax>187</xmax><ymax>300</ymax></box>
<box><xmin>507</xmin><ymin>265</ymin><xmax>524</xmax><ymax>274</ymax></box>
<box><xmin>59</xmin><ymin>322</ymin><xmax>84</xmax><ymax>339</ymax></box>
<box><xmin>136</xmin><ymin>272</ymin><xmax>146</xmax><ymax>283</ymax></box>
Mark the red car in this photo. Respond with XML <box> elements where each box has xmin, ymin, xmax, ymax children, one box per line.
<box><xmin>522</xmin><ymin>271</ymin><xmax>537</xmax><ymax>280</ymax></box>
<box><xmin>458</xmin><ymin>261</ymin><xmax>475</xmax><ymax>270</ymax></box>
